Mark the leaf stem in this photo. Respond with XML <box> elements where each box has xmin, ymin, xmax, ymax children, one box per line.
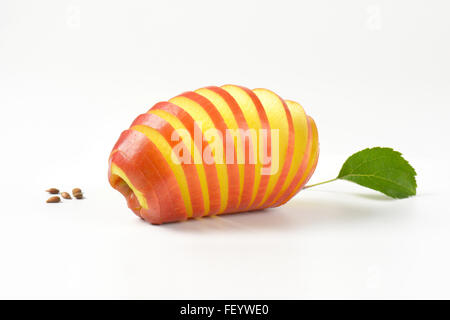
<box><xmin>303</xmin><ymin>178</ymin><xmax>338</xmax><ymax>189</ymax></box>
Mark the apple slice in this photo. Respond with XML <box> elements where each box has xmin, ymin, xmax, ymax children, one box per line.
<box><xmin>170</xmin><ymin>92</ymin><xmax>241</xmax><ymax>214</ymax></box>
<box><xmin>251</xmin><ymin>88</ymin><xmax>295</xmax><ymax>209</ymax></box>
<box><xmin>131</xmin><ymin>113</ymin><xmax>205</xmax><ymax>217</ymax></box>
<box><xmin>278</xmin><ymin>116</ymin><xmax>319</xmax><ymax>205</ymax></box>
<box><xmin>268</xmin><ymin>100</ymin><xmax>311</xmax><ymax>207</ymax></box>
<box><xmin>148</xmin><ymin>108</ymin><xmax>211</xmax><ymax>216</ymax></box>
<box><xmin>220</xmin><ymin>85</ymin><xmax>271</xmax><ymax>210</ymax></box>
<box><xmin>195</xmin><ymin>86</ymin><xmax>256</xmax><ymax>211</ymax></box>
<box><xmin>109</xmin><ymin>129</ymin><xmax>186</xmax><ymax>224</ymax></box>
<box><xmin>150</xmin><ymin>101</ymin><xmax>222</xmax><ymax>216</ymax></box>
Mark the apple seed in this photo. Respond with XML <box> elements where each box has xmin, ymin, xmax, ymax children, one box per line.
<box><xmin>46</xmin><ymin>196</ymin><xmax>61</xmax><ymax>203</ymax></box>
<box><xmin>46</xmin><ymin>188</ymin><xmax>59</xmax><ymax>194</ymax></box>
<box><xmin>61</xmin><ymin>192</ymin><xmax>72</xmax><ymax>199</ymax></box>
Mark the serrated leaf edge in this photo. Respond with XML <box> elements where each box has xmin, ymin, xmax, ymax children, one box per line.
<box><xmin>339</xmin><ymin>148</ymin><xmax>416</xmax><ymax>178</ymax></box>
<box><xmin>339</xmin><ymin>173</ymin><xmax>417</xmax><ymax>197</ymax></box>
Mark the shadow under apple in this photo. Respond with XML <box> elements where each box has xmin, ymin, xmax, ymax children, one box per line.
<box><xmin>160</xmin><ymin>193</ymin><xmax>407</xmax><ymax>233</ymax></box>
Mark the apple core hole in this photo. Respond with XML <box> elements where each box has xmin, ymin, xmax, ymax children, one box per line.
<box><xmin>110</xmin><ymin>173</ymin><xmax>143</xmax><ymax>215</ymax></box>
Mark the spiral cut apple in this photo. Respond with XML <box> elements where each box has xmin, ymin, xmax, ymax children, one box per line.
<box><xmin>108</xmin><ymin>85</ymin><xmax>319</xmax><ymax>224</ymax></box>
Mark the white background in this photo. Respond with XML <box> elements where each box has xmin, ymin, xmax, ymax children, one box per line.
<box><xmin>0</xmin><ymin>0</ymin><xmax>449</xmax><ymax>299</ymax></box>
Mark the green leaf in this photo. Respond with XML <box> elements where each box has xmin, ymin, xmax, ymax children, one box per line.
<box><xmin>337</xmin><ymin>147</ymin><xmax>417</xmax><ymax>199</ymax></box>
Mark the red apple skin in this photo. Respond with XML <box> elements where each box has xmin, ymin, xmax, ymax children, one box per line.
<box><xmin>150</xmin><ymin>101</ymin><xmax>222</xmax><ymax>216</ymax></box>
<box><xmin>109</xmin><ymin>130</ymin><xmax>161</xmax><ymax>220</ymax></box>
<box><xmin>131</xmin><ymin>113</ymin><xmax>205</xmax><ymax>217</ymax></box>
<box><xmin>109</xmin><ymin>129</ymin><xmax>187</xmax><ymax>224</ymax></box>
<box><xmin>177</xmin><ymin>91</ymin><xmax>240</xmax><ymax>214</ymax></box>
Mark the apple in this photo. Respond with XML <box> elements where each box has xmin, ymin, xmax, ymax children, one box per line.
<box><xmin>108</xmin><ymin>85</ymin><xmax>319</xmax><ymax>224</ymax></box>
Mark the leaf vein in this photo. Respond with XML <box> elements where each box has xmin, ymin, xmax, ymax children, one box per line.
<box><xmin>340</xmin><ymin>173</ymin><xmax>415</xmax><ymax>194</ymax></box>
